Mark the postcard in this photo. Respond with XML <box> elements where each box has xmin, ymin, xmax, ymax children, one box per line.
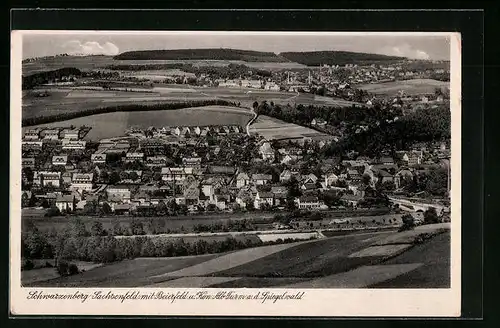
<box><xmin>10</xmin><ymin>30</ymin><xmax>461</xmax><ymax>317</ymax></box>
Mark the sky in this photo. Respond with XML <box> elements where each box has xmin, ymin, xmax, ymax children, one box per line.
<box><xmin>21</xmin><ymin>32</ymin><xmax>451</xmax><ymax>60</ymax></box>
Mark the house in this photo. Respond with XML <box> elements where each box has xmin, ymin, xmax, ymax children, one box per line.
<box><xmin>295</xmin><ymin>196</ymin><xmax>321</xmax><ymax>210</ymax></box>
<box><xmin>124</xmin><ymin>152</ymin><xmax>144</xmax><ymax>163</ymax></box>
<box><xmin>182</xmin><ymin>157</ymin><xmax>202</xmax><ymax>167</ymax></box>
<box><xmin>340</xmin><ymin>194</ymin><xmax>363</xmax><ymax>207</ymax></box>
<box><xmin>70</xmin><ymin>173</ymin><xmax>93</xmax><ymax>191</ymax></box>
<box><xmin>271</xmin><ymin>186</ymin><xmax>288</xmax><ymax>206</ymax></box>
<box><xmin>23</xmin><ymin>128</ymin><xmax>42</xmax><ymax>140</ymax></box>
<box><xmin>183</xmin><ymin>181</ymin><xmax>200</xmax><ymax>206</ymax></box>
<box><xmin>207</xmin><ymin>166</ymin><xmax>236</xmax><ymax>176</ymax></box>
<box><xmin>376</xmin><ymin>156</ymin><xmax>395</xmax><ymax>165</ymax></box>
<box><xmin>145</xmin><ymin>155</ymin><xmax>168</xmax><ymax>167</ymax></box>
<box><xmin>55</xmin><ymin>195</ymin><xmax>75</xmax><ymax>212</ymax></box>
<box><xmin>264</xmin><ymin>82</ymin><xmax>280</xmax><ymax>91</ymax></box>
<box><xmin>259</xmin><ymin>142</ymin><xmax>275</xmax><ymax>161</ymax></box>
<box><xmin>52</xmin><ymin>155</ymin><xmax>68</xmax><ymax>166</ymax></box>
<box><xmin>394</xmin><ymin>169</ymin><xmax>414</xmax><ymax>189</ymax></box>
<box><xmin>280</xmin><ymin>169</ymin><xmax>299</xmax><ymax>183</ymax></box>
<box><xmin>214</xmin><ymin>194</ymin><xmax>230</xmax><ymax>210</ymax></box>
<box><xmin>301</xmin><ymin>182</ymin><xmax>317</xmax><ymax>192</ymax></box>
<box><xmin>171</xmin><ymin>127</ymin><xmax>181</xmax><ymax>136</ymax></box>
<box><xmin>300</xmin><ymin>173</ymin><xmax>318</xmax><ymax>184</ymax></box>
<box><xmin>62</xmin><ymin>172</ymin><xmax>72</xmax><ymax>184</ymax></box>
<box><xmin>22</xmin><ymin>140</ymin><xmax>43</xmax><ymax>150</ymax></box>
<box><xmin>280</xmin><ymin>154</ymin><xmax>300</xmax><ymax>165</ymax></box>
<box><xmin>324</xmin><ymin>171</ymin><xmax>339</xmax><ymax>187</ymax></box>
<box><xmin>33</xmin><ymin>171</ymin><xmax>61</xmax><ymax>187</ymax></box>
<box><xmin>406</xmin><ymin>151</ymin><xmax>423</xmax><ymax>166</ymax></box>
<box><xmin>161</xmin><ymin>167</ymin><xmax>197</xmax><ymax>182</ymax></box>
<box><xmin>61</xmin><ymin>128</ymin><xmax>80</xmax><ymax>140</ymax></box>
<box><xmin>235</xmin><ymin>172</ymin><xmax>250</xmax><ymax>188</ymax></box>
<box><xmin>254</xmin><ymin>191</ymin><xmax>274</xmax><ymax>209</ymax></box>
<box><xmin>106</xmin><ymin>186</ymin><xmax>131</xmax><ymax>203</ymax></box>
<box><xmin>347</xmin><ymin>169</ymin><xmax>361</xmax><ymax>182</ymax></box>
<box><xmin>42</xmin><ymin>129</ymin><xmax>61</xmax><ymax>140</ymax></box>
<box><xmin>252</xmin><ymin>174</ymin><xmax>273</xmax><ymax>185</ymax></box>
<box><xmin>22</xmin><ymin>157</ymin><xmax>35</xmax><ymax>169</ymax></box>
<box><xmin>113</xmin><ymin>203</ymin><xmax>131</xmax><ymax>215</ymax></box>
<box><xmin>376</xmin><ymin>169</ymin><xmax>394</xmax><ymax>184</ymax></box>
<box><xmin>62</xmin><ymin>140</ymin><xmax>86</xmax><ymax>150</ymax></box>
<box><xmin>91</xmin><ymin>153</ymin><xmax>107</xmax><ymax>164</ymax></box>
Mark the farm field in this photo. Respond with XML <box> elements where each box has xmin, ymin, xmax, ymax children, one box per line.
<box><xmin>249</xmin><ymin>115</ymin><xmax>334</xmax><ymax>141</ymax></box>
<box><xmin>25</xmin><ymin>228</ymin><xmax>450</xmax><ymax>288</ymax></box>
<box><xmin>22</xmin><ymin>105</ymin><xmax>254</xmax><ymax>140</ymax></box>
<box><xmin>357</xmin><ymin>78</ymin><xmax>450</xmax><ymax>96</ymax></box>
<box><xmin>22</xmin><ymin>56</ymin><xmax>306</xmax><ymax>75</ymax></box>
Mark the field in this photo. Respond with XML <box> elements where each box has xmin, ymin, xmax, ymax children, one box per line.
<box><xmin>22</xmin><ymin>105</ymin><xmax>254</xmax><ymax>140</ymax></box>
<box><xmin>249</xmin><ymin>115</ymin><xmax>334</xmax><ymax>141</ymax></box>
<box><xmin>357</xmin><ymin>79</ymin><xmax>450</xmax><ymax>96</ymax></box>
<box><xmin>22</xmin><ymin>55</ymin><xmax>306</xmax><ymax>76</ymax></box>
<box><xmin>24</xmin><ymin>227</ymin><xmax>450</xmax><ymax>288</ymax></box>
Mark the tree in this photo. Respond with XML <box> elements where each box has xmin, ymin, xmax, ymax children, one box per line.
<box><xmin>91</xmin><ymin>221</ymin><xmax>104</xmax><ymax>236</ymax></box>
<box><xmin>130</xmin><ymin>219</ymin><xmax>145</xmax><ymax>235</ymax></box>
<box><xmin>424</xmin><ymin>207</ymin><xmax>440</xmax><ymax>224</ymax></box>
<box><xmin>109</xmin><ymin>171</ymin><xmax>120</xmax><ymax>185</ymax></box>
<box><xmin>362</xmin><ymin>173</ymin><xmax>371</xmax><ymax>186</ymax></box>
<box><xmin>101</xmin><ymin>202</ymin><xmax>112</xmax><ymax>215</ymax></box>
<box><xmin>71</xmin><ymin>218</ymin><xmax>88</xmax><ymax>237</ymax></box>
<box><xmin>156</xmin><ymin>200</ymin><xmax>167</xmax><ymax>216</ymax></box>
<box><xmin>45</xmin><ymin>206</ymin><xmax>60</xmax><ymax>217</ymax></box>
<box><xmin>399</xmin><ymin>213</ymin><xmax>416</xmax><ymax>231</ymax></box>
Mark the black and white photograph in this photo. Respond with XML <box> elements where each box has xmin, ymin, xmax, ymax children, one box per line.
<box><xmin>10</xmin><ymin>30</ymin><xmax>461</xmax><ymax>316</ymax></box>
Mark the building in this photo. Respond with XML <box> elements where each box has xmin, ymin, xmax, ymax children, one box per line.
<box><xmin>42</xmin><ymin>129</ymin><xmax>61</xmax><ymax>140</ymax></box>
<box><xmin>264</xmin><ymin>82</ymin><xmax>280</xmax><ymax>91</ymax></box>
<box><xmin>161</xmin><ymin>167</ymin><xmax>197</xmax><ymax>182</ymax></box>
<box><xmin>62</xmin><ymin>128</ymin><xmax>80</xmax><ymax>140</ymax></box>
<box><xmin>124</xmin><ymin>152</ymin><xmax>144</xmax><ymax>163</ymax></box>
<box><xmin>324</xmin><ymin>171</ymin><xmax>339</xmax><ymax>187</ymax></box>
<box><xmin>22</xmin><ymin>140</ymin><xmax>43</xmax><ymax>150</ymax></box>
<box><xmin>182</xmin><ymin>157</ymin><xmax>202</xmax><ymax>167</ymax></box>
<box><xmin>340</xmin><ymin>194</ymin><xmax>363</xmax><ymax>207</ymax></box>
<box><xmin>236</xmin><ymin>172</ymin><xmax>250</xmax><ymax>188</ymax></box>
<box><xmin>259</xmin><ymin>142</ymin><xmax>275</xmax><ymax>161</ymax></box>
<box><xmin>55</xmin><ymin>195</ymin><xmax>75</xmax><ymax>212</ymax></box>
<box><xmin>311</xmin><ymin>118</ymin><xmax>327</xmax><ymax>127</ymax></box>
<box><xmin>241</xmin><ymin>79</ymin><xmax>262</xmax><ymax>89</ymax></box>
<box><xmin>295</xmin><ymin>196</ymin><xmax>321</xmax><ymax>210</ymax></box>
<box><xmin>145</xmin><ymin>155</ymin><xmax>168</xmax><ymax>167</ymax></box>
<box><xmin>106</xmin><ymin>186</ymin><xmax>131</xmax><ymax>203</ymax></box>
<box><xmin>91</xmin><ymin>153</ymin><xmax>107</xmax><ymax>164</ymax></box>
<box><xmin>52</xmin><ymin>155</ymin><xmax>68</xmax><ymax>166</ymax></box>
<box><xmin>22</xmin><ymin>157</ymin><xmax>35</xmax><ymax>169</ymax></box>
<box><xmin>33</xmin><ymin>171</ymin><xmax>61</xmax><ymax>187</ymax></box>
<box><xmin>70</xmin><ymin>173</ymin><xmax>93</xmax><ymax>191</ymax></box>
<box><xmin>254</xmin><ymin>191</ymin><xmax>274</xmax><ymax>209</ymax></box>
<box><xmin>23</xmin><ymin>128</ymin><xmax>42</xmax><ymax>140</ymax></box>
<box><xmin>62</xmin><ymin>140</ymin><xmax>86</xmax><ymax>150</ymax></box>
<box><xmin>251</xmin><ymin>174</ymin><xmax>273</xmax><ymax>185</ymax></box>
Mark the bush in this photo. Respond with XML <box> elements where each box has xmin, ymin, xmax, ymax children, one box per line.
<box><xmin>56</xmin><ymin>260</ymin><xmax>79</xmax><ymax>276</ymax></box>
<box><xmin>68</xmin><ymin>263</ymin><xmax>79</xmax><ymax>275</ymax></box>
<box><xmin>22</xmin><ymin>259</ymin><xmax>34</xmax><ymax>271</ymax></box>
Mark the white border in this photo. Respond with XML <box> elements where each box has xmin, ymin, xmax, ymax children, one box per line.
<box><xmin>10</xmin><ymin>30</ymin><xmax>461</xmax><ymax>317</ymax></box>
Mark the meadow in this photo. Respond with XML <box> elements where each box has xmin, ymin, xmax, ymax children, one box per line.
<box><xmin>249</xmin><ymin>115</ymin><xmax>333</xmax><ymax>141</ymax></box>
<box><xmin>357</xmin><ymin>78</ymin><xmax>450</xmax><ymax>96</ymax></box>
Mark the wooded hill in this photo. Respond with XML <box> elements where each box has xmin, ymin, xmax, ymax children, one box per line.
<box><xmin>114</xmin><ymin>48</ymin><xmax>290</xmax><ymax>62</ymax></box>
<box><xmin>279</xmin><ymin>51</ymin><xmax>406</xmax><ymax>66</ymax></box>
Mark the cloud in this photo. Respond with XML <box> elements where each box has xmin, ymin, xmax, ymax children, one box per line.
<box><xmin>382</xmin><ymin>44</ymin><xmax>430</xmax><ymax>60</ymax></box>
<box><xmin>62</xmin><ymin>40</ymin><xmax>120</xmax><ymax>56</ymax></box>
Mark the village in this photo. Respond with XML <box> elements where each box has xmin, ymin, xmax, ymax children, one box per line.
<box><xmin>21</xmin><ymin>120</ymin><xmax>451</xmax><ymax>229</ymax></box>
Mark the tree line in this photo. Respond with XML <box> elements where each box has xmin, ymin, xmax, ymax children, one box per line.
<box><xmin>105</xmin><ymin>63</ymin><xmax>272</xmax><ymax>79</ymax></box>
<box><xmin>113</xmin><ymin>48</ymin><xmax>287</xmax><ymax>62</ymax></box>
<box><xmin>22</xmin><ymin>67</ymin><xmax>83</xmax><ymax>90</ymax></box>
<box><xmin>21</xmin><ymin>219</ymin><xmax>309</xmax><ymax>264</ymax></box>
<box><xmin>22</xmin><ymin>99</ymin><xmax>236</xmax><ymax>127</ymax></box>
<box><xmin>279</xmin><ymin>51</ymin><xmax>405</xmax><ymax>66</ymax></box>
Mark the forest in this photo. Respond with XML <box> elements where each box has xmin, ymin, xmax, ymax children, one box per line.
<box><xmin>113</xmin><ymin>48</ymin><xmax>288</xmax><ymax>62</ymax></box>
<box><xmin>22</xmin><ymin>67</ymin><xmax>83</xmax><ymax>90</ymax></box>
<box><xmin>279</xmin><ymin>51</ymin><xmax>405</xmax><ymax>66</ymax></box>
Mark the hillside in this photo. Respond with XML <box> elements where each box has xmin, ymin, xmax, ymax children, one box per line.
<box><xmin>114</xmin><ymin>49</ymin><xmax>290</xmax><ymax>62</ymax></box>
<box><xmin>279</xmin><ymin>51</ymin><xmax>406</xmax><ymax>66</ymax></box>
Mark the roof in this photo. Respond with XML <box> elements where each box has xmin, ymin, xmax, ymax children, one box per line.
<box><xmin>299</xmin><ymin>196</ymin><xmax>319</xmax><ymax>203</ymax></box>
<box><xmin>56</xmin><ymin>195</ymin><xmax>74</xmax><ymax>203</ymax></box>
<box><xmin>376</xmin><ymin>169</ymin><xmax>393</xmax><ymax>177</ymax></box>
<box><xmin>341</xmin><ymin>194</ymin><xmax>363</xmax><ymax>201</ymax></box>
<box><xmin>259</xmin><ymin>192</ymin><xmax>274</xmax><ymax>198</ymax></box>
<box><xmin>114</xmin><ymin>204</ymin><xmax>131</xmax><ymax>210</ymax></box>
<box><xmin>236</xmin><ymin>172</ymin><xmax>250</xmax><ymax>180</ymax></box>
<box><xmin>252</xmin><ymin>174</ymin><xmax>272</xmax><ymax>180</ymax></box>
